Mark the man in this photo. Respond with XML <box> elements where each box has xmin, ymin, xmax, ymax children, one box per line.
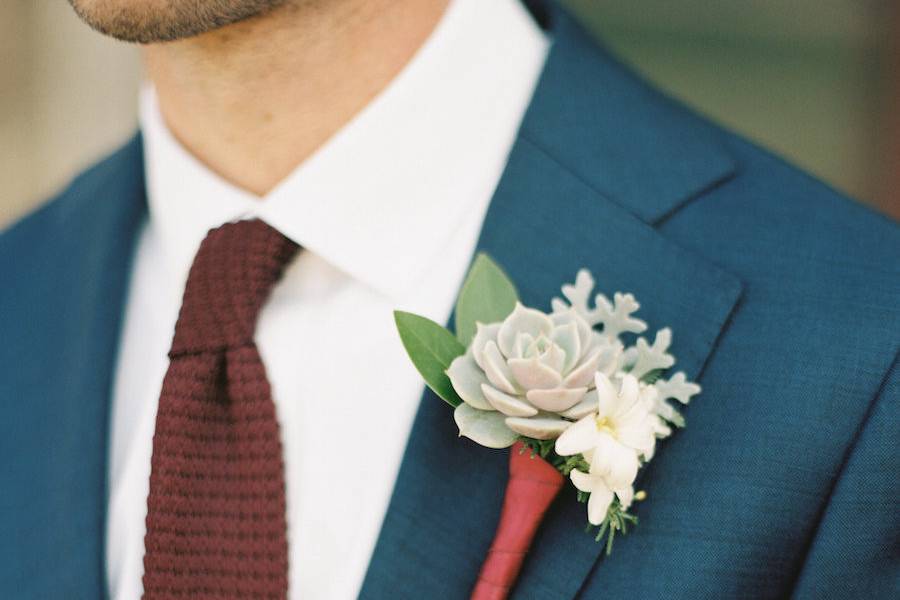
<box><xmin>1</xmin><ymin>0</ymin><xmax>896</xmax><ymax>598</ymax></box>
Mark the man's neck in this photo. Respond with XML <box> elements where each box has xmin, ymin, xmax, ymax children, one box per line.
<box><xmin>142</xmin><ymin>0</ymin><xmax>451</xmax><ymax>196</ymax></box>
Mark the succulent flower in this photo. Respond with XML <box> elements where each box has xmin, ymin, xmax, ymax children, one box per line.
<box><xmin>448</xmin><ymin>302</ymin><xmax>620</xmax><ymax>448</ymax></box>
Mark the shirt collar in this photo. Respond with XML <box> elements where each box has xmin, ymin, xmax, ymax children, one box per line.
<box><xmin>140</xmin><ymin>0</ymin><xmax>548</xmax><ymax>299</ymax></box>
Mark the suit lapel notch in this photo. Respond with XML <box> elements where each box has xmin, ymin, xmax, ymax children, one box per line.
<box><xmin>521</xmin><ymin>6</ymin><xmax>738</xmax><ymax>225</ymax></box>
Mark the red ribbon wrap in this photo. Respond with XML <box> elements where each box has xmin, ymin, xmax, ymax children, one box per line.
<box><xmin>470</xmin><ymin>441</ymin><xmax>564</xmax><ymax>600</ymax></box>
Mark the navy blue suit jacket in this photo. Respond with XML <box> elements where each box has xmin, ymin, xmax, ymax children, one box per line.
<box><xmin>2</xmin><ymin>2</ymin><xmax>897</xmax><ymax>598</ymax></box>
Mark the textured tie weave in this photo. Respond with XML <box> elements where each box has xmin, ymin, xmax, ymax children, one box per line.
<box><xmin>143</xmin><ymin>219</ymin><xmax>299</xmax><ymax>599</ymax></box>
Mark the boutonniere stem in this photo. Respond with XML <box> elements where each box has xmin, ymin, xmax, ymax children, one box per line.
<box><xmin>470</xmin><ymin>441</ymin><xmax>563</xmax><ymax>599</ymax></box>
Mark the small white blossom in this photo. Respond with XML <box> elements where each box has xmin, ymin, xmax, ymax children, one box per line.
<box><xmin>555</xmin><ymin>373</ymin><xmax>656</xmax><ymax>524</ymax></box>
<box><xmin>556</xmin><ymin>373</ymin><xmax>657</xmax><ymax>467</ymax></box>
<box><xmin>570</xmin><ymin>460</ymin><xmax>635</xmax><ymax>526</ymax></box>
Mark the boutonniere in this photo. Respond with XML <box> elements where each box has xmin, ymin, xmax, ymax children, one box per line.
<box><xmin>394</xmin><ymin>254</ymin><xmax>700</xmax><ymax>597</ymax></box>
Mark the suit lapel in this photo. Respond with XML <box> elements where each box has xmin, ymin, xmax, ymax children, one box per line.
<box><xmin>1</xmin><ymin>135</ymin><xmax>146</xmax><ymax>598</ymax></box>
<box><xmin>360</xmin><ymin>4</ymin><xmax>743</xmax><ymax>598</ymax></box>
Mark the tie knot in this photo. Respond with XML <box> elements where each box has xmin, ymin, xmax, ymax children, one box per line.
<box><xmin>169</xmin><ymin>219</ymin><xmax>299</xmax><ymax>356</ymax></box>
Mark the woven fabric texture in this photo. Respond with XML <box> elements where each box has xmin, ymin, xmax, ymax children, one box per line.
<box><xmin>142</xmin><ymin>219</ymin><xmax>299</xmax><ymax>599</ymax></box>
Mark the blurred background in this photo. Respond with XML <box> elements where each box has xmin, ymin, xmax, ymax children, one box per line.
<box><xmin>1</xmin><ymin>0</ymin><xmax>898</xmax><ymax>227</ymax></box>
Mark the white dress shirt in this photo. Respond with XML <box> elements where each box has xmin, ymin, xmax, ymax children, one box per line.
<box><xmin>105</xmin><ymin>0</ymin><xmax>548</xmax><ymax>597</ymax></box>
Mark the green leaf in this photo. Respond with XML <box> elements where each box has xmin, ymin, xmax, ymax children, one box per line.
<box><xmin>394</xmin><ymin>310</ymin><xmax>466</xmax><ymax>407</ymax></box>
<box><xmin>455</xmin><ymin>253</ymin><xmax>519</xmax><ymax>346</ymax></box>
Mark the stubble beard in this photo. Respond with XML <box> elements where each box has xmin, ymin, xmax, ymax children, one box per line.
<box><xmin>67</xmin><ymin>0</ymin><xmax>293</xmax><ymax>43</ymax></box>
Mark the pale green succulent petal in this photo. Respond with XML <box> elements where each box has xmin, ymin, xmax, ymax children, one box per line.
<box><xmin>559</xmin><ymin>389</ymin><xmax>599</xmax><ymax>419</ymax></box>
<box><xmin>506</xmin><ymin>415</ymin><xmax>571</xmax><ymax>440</ymax></box>
<box><xmin>512</xmin><ymin>332</ymin><xmax>534</xmax><ymax>359</ymax></box>
<box><xmin>471</xmin><ymin>322</ymin><xmax>502</xmax><ymax>371</ymax></box>
<box><xmin>575</xmin><ymin>313</ymin><xmax>594</xmax><ymax>352</ymax></box>
<box><xmin>481</xmin><ymin>340</ymin><xmax>518</xmax><ymax>395</ymax></box>
<box><xmin>537</xmin><ymin>339</ymin><xmax>567</xmax><ymax>374</ymax></box>
<box><xmin>508</xmin><ymin>357</ymin><xmax>562</xmax><ymax>390</ymax></box>
<box><xmin>454</xmin><ymin>403</ymin><xmax>519</xmax><ymax>448</ymax></box>
<box><xmin>550</xmin><ymin>320</ymin><xmax>581</xmax><ymax>374</ymax></box>
<box><xmin>551</xmin><ymin>308</ymin><xmax>593</xmax><ymax>353</ymax></box>
<box><xmin>497</xmin><ymin>303</ymin><xmax>554</xmax><ymax>358</ymax></box>
<box><xmin>445</xmin><ymin>352</ymin><xmax>492</xmax><ymax>410</ymax></box>
<box><xmin>562</xmin><ymin>346</ymin><xmax>607</xmax><ymax>388</ymax></box>
<box><xmin>481</xmin><ymin>383</ymin><xmax>538</xmax><ymax>417</ymax></box>
<box><xmin>526</xmin><ymin>387</ymin><xmax>587</xmax><ymax>412</ymax></box>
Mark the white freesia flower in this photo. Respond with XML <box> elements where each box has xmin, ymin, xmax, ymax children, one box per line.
<box><xmin>556</xmin><ymin>373</ymin><xmax>657</xmax><ymax>461</ymax></box>
<box><xmin>569</xmin><ymin>458</ymin><xmax>637</xmax><ymax>526</ymax></box>
<box><xmin>555</xmin><ymin>373</ymin><xmax>656</xmax><ymax>522</ymax></box>
<box><xmin>447</xmin><ymin>302</ymin><xmax>620</xmax><ymax>447</ymax></box>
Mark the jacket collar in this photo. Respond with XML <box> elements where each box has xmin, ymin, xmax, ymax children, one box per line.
<box><xmin>360</xmin><ymin>3</ymin><xmax>742</xmax><ymax>598</ymax></box>
<box><xmin>520</xmin><ymin>2</ymin><xmax>735</xmax><ymax>225</ymax></box>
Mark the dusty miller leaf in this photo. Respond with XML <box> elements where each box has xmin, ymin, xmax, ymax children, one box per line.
<box><xmin>552</xmin><ymin>269</ymin><xmax>647</xmax><ymax>340</ymax></box>
<box><xmin>626</xmin><ymin>328</ymin><xmax>674</xmax><ymax>379</ymax></box>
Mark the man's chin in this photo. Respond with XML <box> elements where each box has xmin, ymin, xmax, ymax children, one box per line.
<box><xmin>67</xmin><ymin>0</ymin><xmax>290</xmax><ymax>44</ymax></box>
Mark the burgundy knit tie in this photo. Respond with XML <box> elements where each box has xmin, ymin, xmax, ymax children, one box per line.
<box><xmin>142</xmin><ymin>219</ymin><xmax>299</xmax><ymax>599</ymax></box>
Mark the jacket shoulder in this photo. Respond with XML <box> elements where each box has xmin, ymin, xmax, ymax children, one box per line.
<box><xmin>651</xmin><ymin>76</ymin><xmax>899</xmax><ymax>401</ymax></box>
<box><xmin>0</xmin><ymin>134</ymin><xmax>145</xmax><ymax>289</ymax></box>
<box><xmin>702</xmin><ymin>130</ymin><xmax>899</xmax><ymax>284</ymax></box>
<box><xmin>0</xmin><ymin>134</ymin><xmax>145</xmax><ymax>378</ymax></box>
<box><xmin>1</xmin><ymin>134</ymin><xmax>144</xmax><ymax>253</ymax></box>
